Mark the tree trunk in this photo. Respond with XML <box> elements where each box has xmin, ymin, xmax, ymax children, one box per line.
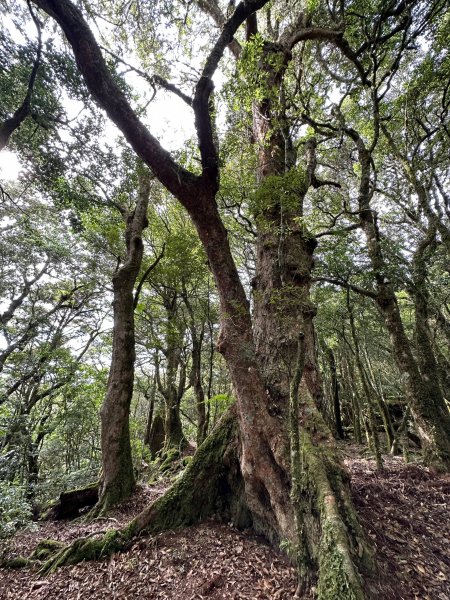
<box><xmin>143</xmin><ymin>372</ymin><xmax>157</xmax><ymax>446</ymax></box>
<box><xmin>156</xmin><ymin>313</ymin><xmax>187</xmax><ymax>453</ymax></box>
<box><xmin>26</xmin><ymin>4</ymin><xmax>376</xmax><ymax>594</ymax></box>
<box><xmin>353</xmin><ymin>134</ymin><xmax>450</xmax><ymax>470</ymax></box>
<box><xmin>97</xmin><ymin>172</ymin><xmax>151</xmax><ymax>512</ymax></box>
<box><xmin>183</xmin><ymin>288</ymin><xmax>208</xmax><ymax>446</ymax></box>
<box><xmin>192</xmin><ymin>335</ymin><xmax>207</xmax><ymax>446</ymax></box>
<box><xmin>244</xmin><ymin>40</ymin><xmax>372</xmax><ymax>593</ymax></box>
<box><xmin>412</xmin><ymin>225</ymin><xmax>448</xmax><ymax>411</ymax></box>
<box><xmin>325</xmin><ymin>345</ymin><xmax>345</xmax><ymax>439</ymax></box>
<box><xmin>148</xmin><ymin>411</ymin><xmax>165</xmax><ymax>458</ymax></box>
<box><xmin>347</xmin><ymin>296</ymin><xmax>383</xmax><ymax>469</ymax></box>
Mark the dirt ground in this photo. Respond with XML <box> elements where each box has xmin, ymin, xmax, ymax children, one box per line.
<box><xmin>1</xmin><ymin>449</ymin><xmax>449</xmax><ymax>599</ymax></box>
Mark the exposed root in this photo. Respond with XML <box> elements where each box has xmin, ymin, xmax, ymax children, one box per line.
<box><xmin>12</xmin><ymin>409</ymin><xmax>244</xmax><ymax>574</ymax></box>
<box><xmin>3</xmin><ymin>404</ymin><xmax>375</xmax><ymax>599</ymax></box>
<box><xmin>39</xmin><ymin>529</ymin><xmax>126</xmax><ymax>575</ymax></box>
<box><xmin>294</xmin><ymin>392</ymin><xmax>375</xmax><ymax>599</ymax></box>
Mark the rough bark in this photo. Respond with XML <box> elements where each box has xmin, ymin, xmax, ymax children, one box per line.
<box><xmin>351</xmin><ymin>131</ymin><xmax>450</xmax><ymax>470</ymax></box>
<box><xmin>246</xmin><ymin>36</ymin><xmax>372</xmax><ymax>594</ymax></box>
<box><xmin>96</xmin><ymin>173</ymin><xmax>151</xmax><ymax>512</ymax></box>
<box><xmin>25</xmin><ymin>2</ymin><xmax>375</xmax><ymax>595</ymax></box>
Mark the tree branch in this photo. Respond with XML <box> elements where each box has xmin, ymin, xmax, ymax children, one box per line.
<box><xmin>133</xmin><ymin>244</ymin><xmax>166</xmax><ymax>309</ymax></box>
<box><xmin>28</xmin><ymin>0</ymin><xmax>199</xmax><ymax>202</ymax></box>
<box><xmin>313</xmin><ymin>276</ymin><xmax>378</xmax><ymax>299</ymax></box>
<box><xmin>0</xmin><ymin>2</ymin><xmax>42</xmax><ymax>150</ymax></box>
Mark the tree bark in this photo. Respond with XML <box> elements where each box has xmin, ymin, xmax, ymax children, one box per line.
<box><xmin>350</xmin><ymin>130</ymin><xmax>450</xmax><ymax>470</ymax></box>
<box><xmin>26</xmin><ymin>2</ymin><xmax>375</xmax><ymax>595</ymax></box>
<box><xmin>97</xmin><ymin>172</ymin><xmax>151</xmax><ymax>512</ymax></box>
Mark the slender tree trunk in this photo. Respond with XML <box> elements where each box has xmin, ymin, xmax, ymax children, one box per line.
<box><xmin>192</xmin><ymin>335</ymin><xmax>207</xmax><ymax>446</ymax></box>
<box><xmin>347</xmin><ymin>296</ymin><xmax>383</xmax><ymax>469</ymax></box>
<box><xmin>183</xmin><ymin>289</ymin><xmax>208</xmax><ymax>445</ymax></box>
<box><xmin>143</xmin><ymin>371</ymin><xmax>157</xmax><ymax>446</ymax></box>
<box><xmin>97</xmin><ymin>172</ymin><xmax>151</xmax><ymax>512</ymax></box>
<box><xmin>156</xmin><ymin>306</ymin><xmax>187</xmax><ymax>453</ymax></box>
<box><xmin>362</xmin><ymin>347</ymin><xmax>395</xmax><ymax>450</ymax></box>
<box><xmin>353</xmin><ymin>134</ymin><xmax>450</xmax><ymax>470</ymax></box>
<box><xmin>325</xmin><ymin>344</ymin><xmax>345</xmax><ymax>439</ymax></box>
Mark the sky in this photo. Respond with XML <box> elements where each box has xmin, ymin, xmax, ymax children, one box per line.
<box><xmin>0</xmin><ymin>151</ymin><xmax>22</xmax><ymax>181</ymax></box>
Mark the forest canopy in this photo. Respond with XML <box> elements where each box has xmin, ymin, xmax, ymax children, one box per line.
<box><xmin>1</xmin><ymin>1</ymin><xmax>450</xmax><ymax>598</ymax></box>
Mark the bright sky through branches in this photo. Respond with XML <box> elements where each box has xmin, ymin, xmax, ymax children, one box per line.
<box><xmin>0</xmin><ymin>151</ymin><xmax>21</xmax><ymax>180</ymax></box>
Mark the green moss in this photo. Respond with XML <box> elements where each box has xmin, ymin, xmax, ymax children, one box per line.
<box><xmin>3</xmin><ymin>556</ymin><xmax>30</xmax><ymax>569</ymax></box>
<box><xmin>317</xmin><ymin>523</ymin><xmax>363</xmax><ymax>600</ymax></box>
<box><xmin>32</xmin><ymin>409</ymin><xmax>242</xmax><ymax>573</ymax></box>
<box><xmin>159</xmin><ymin>448</ymin><xmax>180</xmax><ymax>472</ymax></box>
<box><xmin>31</xmin><ymin>539</ymin><xmax>65</xmax><ymax>560</ymax></box>
<box><xmin>292</xmin><ymin>396</ymin><xmax>374</xmax><ymax>598</ymax></box>
<box><xmin>39</xmin><ymin>529</ymin><xmax>126</xmax><ymax>574</ymax></box>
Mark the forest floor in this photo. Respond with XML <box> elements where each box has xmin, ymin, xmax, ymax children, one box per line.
<box><xmin>1</xmin><ymin>446</ymin><xmax>449</xmax><ymax>600</ymax></box>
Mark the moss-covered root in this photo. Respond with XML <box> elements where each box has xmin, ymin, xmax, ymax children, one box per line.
<box><xmin>31</xmin><ymin>539</ymin><xmax>66</xmax><ymax>560</ymax></box>
<box><xmin>302</xmin><ymin>431</ymin><xmax>375</xmax><ymax>600</ymax></box>
<box><xmin>126</xmin><ymin>406</ymin><xmax>246</xmax><ymax>536</ymax></box>
<box><xmin>38</xmin><ymin>530</ymin><xmax>126</xmax><ymax>575</ymax></box>
<box><xmin>1</xmin><ymin>556</ymin><xmax>32</xmax><ymax>569</ymax></box>
<box><xmin>26</xmin><ymin>408</ymin><xmax>243</xmax><ymax>574</ymax></box>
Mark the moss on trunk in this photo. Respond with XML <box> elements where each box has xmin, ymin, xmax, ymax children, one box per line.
<box><xmin>11</xmin><ymin>405</ymin><xmax>375</xmax><ymax>600</ymax></box>
<box><xmin>23</xmin><ymin>409</ymin><xmax>248</xmax><ymax>575</ymax></box>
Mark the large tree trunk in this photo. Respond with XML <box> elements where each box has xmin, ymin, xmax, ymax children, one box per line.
<box><xmin>97</xmin><ymin>173</ymin><xmax>151</xmax><ymax>512</ymax></box>
<box><xmin>243</xmin><ymin>38</ymin><xmax>372</xmax><ymax>594</ymax></box>
<box><xmin>26</xmin><ymin>2</ymin><xmax>375</xmax><ymax>595</ymax></box>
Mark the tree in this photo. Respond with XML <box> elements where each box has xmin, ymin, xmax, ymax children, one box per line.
<box><xmin>21</xmin><ymin>1</ymin><xmax>374</xmax><ymax>596</ymax></box>
<box><xmin>95</xmin><ymin>169</ymin><xmax>152</xmax><ymax>513</ymax></box>
<box><xmin>4</xmin><ymin>0</ymin><xmax>449</xmax><ymax>597</ymax></box>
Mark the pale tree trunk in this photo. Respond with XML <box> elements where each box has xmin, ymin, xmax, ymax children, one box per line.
<box><xmin>97</xmin><ymin>172</ymin><xmax>151</xmax><ymax>512</ymax></box>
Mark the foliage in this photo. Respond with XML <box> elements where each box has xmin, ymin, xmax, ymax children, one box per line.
<box><xmin>0</xmin><ymin>482</ymin><xmax>34</xmax><ymax>539</ymax></box>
